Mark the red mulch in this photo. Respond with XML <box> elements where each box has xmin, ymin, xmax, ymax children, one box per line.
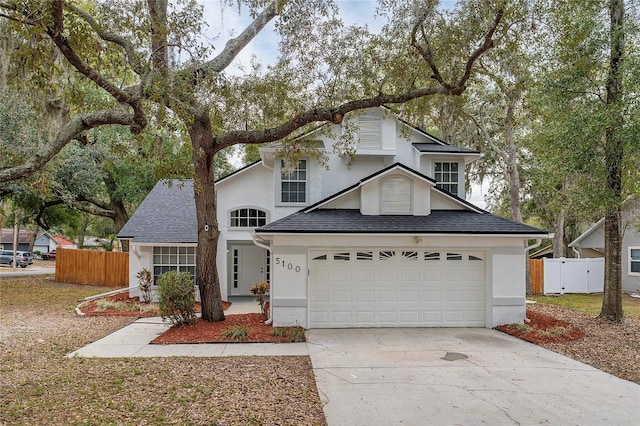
<box><xmin>496</xmin><ymin>308</ymin><xmax>585</xmax><ymax>344</ymax></box>
<box><xmin>77</xmin><ymin>292</ymin><xmax>229</xmax><ymax>318</ymax></box>
<box><xmin>151</xmin><ymin>313</ymin><xmax>305</xmax><ymax>344</ymax></box>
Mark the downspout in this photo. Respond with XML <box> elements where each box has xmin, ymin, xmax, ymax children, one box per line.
<box><xmin>252</xmin><ymin>235</ymin><xmax>273</xmax><ymax>325</ymax></box>
<box><xmin>572</xmin><ymin>247</ymin><xmax>581</xmax><ymax>259</ymax></box>
<box><xmin>523</xmin><ymin>237</ymin><xmax>545</xmax><ymax>324</ymax></box>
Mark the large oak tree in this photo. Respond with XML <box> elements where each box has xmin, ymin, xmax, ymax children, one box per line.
<box><xmin>0</xmin><ymin>0</ymin><xmax>508</xmax><ymax>321</ymax></box>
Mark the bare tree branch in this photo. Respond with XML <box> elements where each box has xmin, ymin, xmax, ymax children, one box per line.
<box><xmin>0</xmin><ymin>108</ymin><xmax>136</xmax><ymax>183</ymax></box>
<box><xmin>192</xmin><ymin>0</ymin><xmax>281</xmax><ymax>79</ymax></box>
<box><xmin>64</xmin><ymin>3</ymin><xmax>146</xmax><ymax>76</ymax></box>
<box><xmin>214</xmin><ymin>6</ymin><xmax>505</xmax><ymax>151</ymax></box>
<box><xmin>47</xmin><ymin>1</ymin><xmax>146</xmax><ymax>132</ymax></box>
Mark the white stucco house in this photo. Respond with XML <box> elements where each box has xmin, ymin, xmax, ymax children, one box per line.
<box><xmin>118</xmin><ymin>107</ymin><xmax>547</xmax><ymax>328</ymax></box>
<box><xmin>569</xmin><ymin>199</ymin><xmax>640</xmax><ymax>293</ymax></box>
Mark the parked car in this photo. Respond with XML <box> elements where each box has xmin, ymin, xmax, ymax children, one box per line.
<box><xmin>43</xmin><ymin>250</ymin><xmax>56</xmax><ymax>260</ymax></box>
<box><xmin>0</xmin><ymin>250</ymin><xmax>32</xmax><ymax>268</ymax></box>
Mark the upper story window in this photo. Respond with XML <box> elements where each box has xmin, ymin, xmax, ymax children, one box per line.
<box><xmin>281</xmin><ymin>160</ymin><xmax>307</xmax><ymax>203</ymax></box>
<box><xmin>230</xmin><ymin>208</ymin><xmax>267</xmax><ymax>228</ymax></box>
<box><xmin>381</xmin><ymin>175</ymin><xmax>412</xmax><ymax>214</ymax></box>
<box><xmin>434</xmin><ymin>162</ymin><xmax>459</xmax><ymax>194</ymax></box>
<box><xmin>358</xmin><ymin>114</ymin><xmax>382</xmax><ymax>149</ymax></box>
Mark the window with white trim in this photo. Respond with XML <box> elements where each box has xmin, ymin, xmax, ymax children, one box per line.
<box><xmin>629</xmin><ymin>247</ymin><xmax>640</xmax><ymax>274</ymax></box>
<box><xmin>152</xmin><ymin>246</ymin><xmax>196</xmax><ymax>283</ymax></box>
<box><xmin>281</xmin><ymin>160</ymin><xmax>307</xmax><ymax>203</ymax></box>
<box><xmin>381</xmin><ymin>175</ymin><xmax>412</xmax><ymax>214</ymax></box>
<box><xmin>230</xmin><ymin>208</ymin><xmax>267</xmax><ymax>228</ymax></box>
<box><xmin>434</xmin><ymin>162</ymin><xmax>459</xmax><ymax>194</ymax></box>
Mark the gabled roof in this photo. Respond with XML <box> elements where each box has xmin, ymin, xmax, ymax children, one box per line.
<box><xmin>304</xmin><ymin>162</ymin><xmax>486</xmax><ymax>214</ymax></box>
<box><xmin>568</xmin><ymin>218</ymin><xmax>604</xmax><ymax>248</ymax></box>
<box><xmin>0</xmin><ymin>228</ymin><xmax>34</xmax><ymax>244</ymax></box>
<box><xmin>257</xmin><ymin>163</ymin><xmax>545</xmax><ymax>236</ymax></box>
<box><xmin>118</xmin><ymin>180</ymin><xmax>197</xmax><ymax>243</ymax></box>
<box><xmin>255</xmin><ymin>209</ymin><xmax>546</xmax><ymax>236</ymax></box>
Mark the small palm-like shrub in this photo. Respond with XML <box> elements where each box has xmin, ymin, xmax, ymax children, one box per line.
<box><xmin>136</xmin><ymin>268</ymin><xmax>153</xmax><ymax>303</ymax></box>
<box><xmin>157</xmin><ymin>271</ymin><xmax>196</xmax><ymax>327</ymax></box>
<box><xmin>223</xmin><ymin>325</ymin><xmax>248</xmax><ymax>340</ymax></box>
<box><xmin>510</xmin><ymin>322</ymin><xmax>533</xmax><ymax>334</ymax></box>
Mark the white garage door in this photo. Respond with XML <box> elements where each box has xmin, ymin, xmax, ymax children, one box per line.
<box><xmin>308</xmin><ymin>249</ymin><xmax>486</xmax><ymax>328</ymax></box>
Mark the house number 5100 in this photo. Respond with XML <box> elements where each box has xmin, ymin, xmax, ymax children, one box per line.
<box><xmin>275</xmin><ymin>257</ymin><xmax>301</xmax><ymax>273</ymax></box>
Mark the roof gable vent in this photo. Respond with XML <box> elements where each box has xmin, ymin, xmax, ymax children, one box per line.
<box><xmin>381</xmin><ymin>176</ymin><xmax>412</xmax><ymax>214</ymax></box>
<box><xmin>358</xmin><ymin>114</ymin><xmax>382</xmax><ymax>149</ymax></box>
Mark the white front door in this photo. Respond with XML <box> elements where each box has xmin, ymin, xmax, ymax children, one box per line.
<box><xmin>308</xmin><ymin>249</ymin><xmax>486</xmax><ymax>328</ymax></box>
<box><xmin>230</xmin><ymin>245</ymin><xmax>268</xmax><ymax>296</ymax></box>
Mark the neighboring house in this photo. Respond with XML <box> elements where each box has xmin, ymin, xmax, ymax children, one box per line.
<box><xmin>53</xmin><ymin>235</ymin><xmax>77</xmax><ymax>249</ymax></box>
<box><xmin>569</xmin><ymin>200</ymin><xmax>640</xmax><ymax>293</ymax></box>
<box><xmin>0</xmin><ymin>228</ymin><xmax>34</xmax><ymax>252</ymax></box>
<box><xmin>119</xmin><ymin>107</ymin><xmax>547</xmax><ymax>328</ymax></box>
<box><xmin>33</xmin><ymin>231</ymin><xmax>57</xmax><ymax>254</ymax></box>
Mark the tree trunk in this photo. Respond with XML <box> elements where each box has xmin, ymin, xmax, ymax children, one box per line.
<box><xmin>189</xmin><ymin>110</ymin><xmax>225</xmax><ymax>322</ymax></box>
<box><xmin>600</xmin><ymin>0</ymin><xmax>624</xmax><ymax>322</ymax></box>
<box><xmin>553</xmin><ymin>214</ymin><xmax>565</xmax><ymax>258</ymax></box>
<box><xmin>110</xmin><ymin>200</ymin><xmax>130</xmax><ymax>252</ymax></box>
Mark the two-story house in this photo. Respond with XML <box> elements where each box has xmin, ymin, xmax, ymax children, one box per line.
<box><xmin>118</xmin><ymin>107</ymin><xmax>547</xmax><ymax>328</ymax></box>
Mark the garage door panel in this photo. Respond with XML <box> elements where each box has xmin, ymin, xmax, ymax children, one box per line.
<box><xmin>332</xmin><ymin>270</ymin><xmax>352</xmax><ymax>281</ymax></box>
<box><xmin>399</xmin><ymin>311</ymin><xmax>420</xmax><ymax>323</ymax></box>
<box><xmin>309</xmin><ymin>249</ymin><xmax>486</xmax><ymax>328</ymax></box>
<box><xmin>355</xmin><ymin>270</ymin><xmax>375</xmax><ymax>282</ymax></box>
<box><xmin>379</xmin><ymin>270</ymin><xmax>397</xmax><ymax>281</ymax></box>
<box><xmin>422</xmin><ymin>291</ymin><xmax>443</xmax><ymax>302</ymax></box>
<box><xmin>378</xmin><ymin>291</ymin><xmax>397</xmax><ymax>302</ymax></box>
<box><xmin>355</xmin><ymin>291</ymin><xmax>375</xmax><ymax>302</ymax></box>
<box><xmin>354</xmin><ymin>312</ymin><xmax>375</xmax><ymax>324</ymax></box>
<box><xmin>400</xmin><ymin>291</ymin><xmax>419</xmax><ymax>302</ymax></box>
<box><xmin>332</xmin><ymin>311</ymin><xmax>352</xmax><ymax>323</ymax></box>
<box><xmin>445</xmin><ymin>270</ymin><xmax>465</xmax><ymax>281</ymax></box>
<box><xmin>423</xmin><ymin>271</ymin><xmax>443</xmax><ymax>281</ymax></box>
<box><xmin>377</xmin><ymin>311</ymin><xmax>398</xmax><ymax>322</ymax></box>
<box><xmin>400</xmin><ymin>270</ymin><xmax>420</xmax><ymax>281</ymax></box>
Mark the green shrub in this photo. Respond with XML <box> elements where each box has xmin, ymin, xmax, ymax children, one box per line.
<box><xmin>223</xmin><ymin>325</ymin><xmax>248</xmax><ymax>340</ymax></box>
<box><xmin>510</xmin><ymin>322</ymin><xmax>533</xmax><ymax>334</ymax></box>
<box><xmin>157</xmin><ymin>271</ymin><xmax>196</xmax><ymax>327</ymax></box>
<box><xmin>272</xmin><ymin>327</ymin><xmax>288</xmax><ymax>337</ymax></box>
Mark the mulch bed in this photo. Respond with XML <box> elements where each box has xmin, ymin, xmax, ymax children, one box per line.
<box><xmin>151</xmin><ymin>313</ymin><xmax>305</xmax><ymax>344</ymax></box>
<box><xmin>77</xmin><ymin>292</ymin><xmax>228</xmax><ymax>317</ymax></box>
<box><xmin>496</xmin><ymin>308</ymin><xmax>585</xmax><ymax>344</ymax></box>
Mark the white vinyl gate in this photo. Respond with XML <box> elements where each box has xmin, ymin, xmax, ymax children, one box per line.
<box><xmin>543</xmin><ymin>258</ymin><xmax>604</xmax><ymax>294</ymax></box>
<box><xmin>308</xmin><ymin>249</ymin><xmax>486</xmax><ymax>328</ymax></box>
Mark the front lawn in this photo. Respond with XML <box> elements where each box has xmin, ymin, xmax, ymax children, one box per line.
<box><xmin>0</xmin><ymin>277</ymin><xmax>326</xmax><ymax>425</ymax></box>
<box><xmin>529</xmin><ymin>293</ymin><xmax>640</xmax><ymax>316</ymax></box>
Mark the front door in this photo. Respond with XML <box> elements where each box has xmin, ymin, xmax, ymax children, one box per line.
<box><xmin>230</xmin><ymin>244</ymin><xmax>268</xmax><ymax>296</ymax></box>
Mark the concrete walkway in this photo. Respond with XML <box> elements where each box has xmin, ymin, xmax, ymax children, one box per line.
<box><xmin>68</xmin><ymin>297</ymin><xmax>307</xmax><ymax>358</ymax></box>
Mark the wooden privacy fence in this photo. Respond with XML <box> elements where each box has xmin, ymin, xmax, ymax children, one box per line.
<box><xmin>55</xmin><ymin>248</ymin><xmax>129</xmax><ymax>287</ymax></box>
<box><xmin>529</xmin><ymin>259</ymin><xmax>544</xmax><ymax>294</ymax></box>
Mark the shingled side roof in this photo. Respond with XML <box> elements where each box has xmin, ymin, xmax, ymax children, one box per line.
<box><xmin>118</xmin><ymin>180</ymin><xmax>197</xmax><ymax>243</ymax></box>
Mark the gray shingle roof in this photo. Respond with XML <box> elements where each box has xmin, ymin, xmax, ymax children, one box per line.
<box><xmin>412</xmin><ymin>143</ymin><xmax>480</xmax><ymax>154</ymax></box>
<box><xmin>118</xmin><ymin>180</ymin><xmax>197</xmax><ymax>243</ymax></box>
<box><xmin>256</xmin><ymin>209</ymin><xmax>546</xmax><ymax>235</ymax></box>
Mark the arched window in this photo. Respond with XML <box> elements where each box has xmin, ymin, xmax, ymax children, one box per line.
<box><xmin>230</xmin><ymin>208</ymin><xmax>267</xmax><ymax>228</ymax></box>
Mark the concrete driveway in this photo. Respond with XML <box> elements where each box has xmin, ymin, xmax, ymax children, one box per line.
<box><xmin>306</xmin><ymin>328</ymin><xmax>639</xmax><ymax>426</ymax></box>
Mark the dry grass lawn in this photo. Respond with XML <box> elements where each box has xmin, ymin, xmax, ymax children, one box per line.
<box><xmin>0</xmin><ymin>277</ymin><xmax>326</xmax><ymax>425</ymax></box>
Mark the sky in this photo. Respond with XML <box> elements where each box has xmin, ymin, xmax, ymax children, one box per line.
<box><xmin>198</xmin><ymin>0</ymin><xmax>488</xmax><ymax>208</ymax></box>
